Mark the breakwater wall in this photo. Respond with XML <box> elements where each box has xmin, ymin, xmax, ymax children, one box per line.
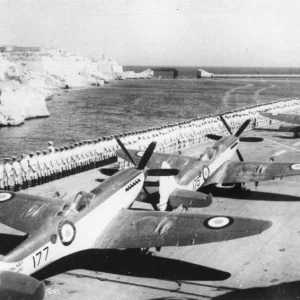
<box><xmin>214</xmin><ymin>74</ymin><xmax>300</xmax><ymax>78</ymax></box>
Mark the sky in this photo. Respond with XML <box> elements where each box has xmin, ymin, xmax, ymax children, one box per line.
<box><xmin>1</xmin><ymin>0</ymin><xmax>300</xmax><ymax>67</ymax></box>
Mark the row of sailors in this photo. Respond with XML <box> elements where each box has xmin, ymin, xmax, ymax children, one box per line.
<box><xmin>0</xmin><ymin>140</ymin><xmax>118</xmax><ymax>191</ymax></box>
<box><xmin>1</xmin><ymin>98</ymin><xmax>300</xmax><ymax>191</ymax></box>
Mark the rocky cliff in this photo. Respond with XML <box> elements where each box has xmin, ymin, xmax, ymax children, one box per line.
<box><xmin>0</xmin><ymin>48</ymin><xmax>124</xmax><ymax>126</ymax></box>
<box><xmin>0</xmin><ymin>58</ymin><xmax>53</xmax><ymax>125</ymax></box>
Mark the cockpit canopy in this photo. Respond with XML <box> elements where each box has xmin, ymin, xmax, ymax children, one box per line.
<box><xmin>58</xmin><ymin>191</ymin><xmax>95</xmax><ymax>216</ymax></box>
<box><xmin>198</xmin><ymin>147</ymin><xmax>217</xmax><ymax>161</ymax></box>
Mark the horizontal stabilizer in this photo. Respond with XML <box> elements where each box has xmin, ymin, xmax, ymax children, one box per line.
<box><xmin>168</xmin><ymin>188</ymin><xmax>213</xmax><ymax>209</ymax></box>
<box><xmin>0</xmin><ymin>271</ymin><xmax>45</xmax><ymax>300</ymax></box>
<box><xmin>100</xmin><ymin>168</ymin><xmax>120</xmax><ymax>177</ymax></box>
<box><xmin>239</xmin><ymin>137</ymin><xmax>264</xmax><ymax>142</ymax></box>
<box><xmin>147</xmin><ymin>169</ymin><xmax>179</xmax><ymax>176</ymax></box>
<box><xmin>206</xmin><ymin>134</ymin><xmax>222</xmax><ymax>141</ymax></box>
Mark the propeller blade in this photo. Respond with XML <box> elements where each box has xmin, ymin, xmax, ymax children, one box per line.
<box><xmin>236</xmin><ymin>149</ymin><xmax>244</xmax><ymax>161</ymax></box>
<box><xmin>239</xmin><ymin>137</ymin><xmax>264</xmax><ymax>142</ymax></box>
<box><xmin>100</xmin><ymin>168</ymin><xmax>119</xmax><ymax>176</ymax></box>
<box><xmin>206</xmin><ymin>134</ymin><xmax>222</xmax><ymax>141</ymax></box>
<box><xmin>147</xmin><ymin>169</ymin><xmax>179</xmax><ymax>176</ymax></box>
<box><xmin>219</xmin><ymin>115</ymin><xmax>232</xmax><ymax>135</ymax></box>
<box><xmin>116</xmin><ymin>138</ymin><xmax>136</xmax><ymax>166</ymax></box>
<box><xmin>138</xmin><ymin>142</ymin><xmax>157</xmax><ymax>170</ymax></box>
<box><xmin>235</xmin><ymin>119</ymin><xmax>251</xmax><ymax>137</ymax></box>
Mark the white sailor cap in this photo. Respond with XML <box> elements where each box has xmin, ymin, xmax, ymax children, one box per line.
<box><xmin>48</xmin><ymin>141</ymin><xmax>53</xmax><ymax>145</ymax></box>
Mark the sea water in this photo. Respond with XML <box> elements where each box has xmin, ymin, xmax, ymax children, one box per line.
<box><xmin>1</xmin><ymin>67</ymin><xmax>300</xmax><ymax>159</ymax></box>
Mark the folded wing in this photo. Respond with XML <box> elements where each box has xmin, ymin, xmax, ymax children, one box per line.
<box><xmin>96</xmin><ymin>209</ymin><xmax>271</xmax><ymax>249</ymax></box>
<box><xmin>204</xmin><ymin>161</ymin><xmax>300</xmax><ymax>186</ymax></box>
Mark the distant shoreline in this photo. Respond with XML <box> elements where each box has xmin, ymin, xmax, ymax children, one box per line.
<box><xmin>214</xmin><ymin>74</ymin><xmax>300</xmax><ymax>78</ymax></box>
<box><xmin>124</xmin><ymin>65</ymin><xmax>300</xmax><ymax>76</ymax></box>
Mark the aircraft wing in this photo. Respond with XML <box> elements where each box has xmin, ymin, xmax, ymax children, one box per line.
<box><xmin>116</xmin><ymin>149</ymin><xmax>198</xmax><ymax>172</ymax></box>
<box><xmin>97</xmin><ymin>209</ymin><xmax>271</xmax><ymax>249</ymax></box>
<box><xmin>260</xmin><ymin>112</ymin><xmax>300</xmax><ymax>125</ymax></box>
<box><xmin>203</xmin><ymin>161</ymin><xmax>300</xmax><ymax>186</ymax></box>
<box><xmin>0</xmin><ymin>191</ymin><xmax>64</xmax><ymax>235</ymax></box>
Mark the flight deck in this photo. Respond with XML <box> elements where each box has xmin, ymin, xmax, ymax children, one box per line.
<box><xmin>1</xmin><ymin>120</ymin><xmax>300</xmax><ymax>300</ymax></box>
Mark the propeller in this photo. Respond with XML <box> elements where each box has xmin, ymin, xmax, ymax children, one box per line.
<box><xmin>219</xmin><ymin>115</ymin><xmax>251</xmax><ymax>137</ymax></box>
<box><xmin>116</xmin><ymin>138</ymin><xmax>179</xmax><ymax>210</ymax></box>
<box><xmin>219</xmin><ymin>116</ymin><xmax>253</xmax><ymax>162</ymax></box>
<box><xmin>116</xmin><ymin>138</ymin><xmax>179</xmax><ymax>176</ymax></box>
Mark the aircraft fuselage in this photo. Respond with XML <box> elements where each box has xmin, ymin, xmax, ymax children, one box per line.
<box><xmin>0</xmin><ymin>168</ymin><xmax>145</xmax><ymax>276</ymax></box>
<box><xmin>177</xmin><ymin>135</ymin><xmax>239</xmax><ymax>190</ymax></box>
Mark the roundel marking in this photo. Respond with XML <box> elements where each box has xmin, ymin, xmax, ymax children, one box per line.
<box><xmin>136</xmin><ymin>151</ymin><xmax>144</xmax><ymax>157</ymax></box>
<box><xmin>0</xmin><ymin>192</ymin><xmax>14</xmax><ymax>202</ymax></box>
<box><xmin>291</xmin><ymin>164</ymin><xmax>300</xmax><ymax>170</ymax></box>
<box><xmin>203</xmin><ymin>166</ymin><xmax>210</xmax><ymax>180</ymax></box>
<box><xmin>58</xmin><ymin>221</ymin><xmax>76</xmax><ymax>246</ymax></box>
<box><xmin>204</xmin><ymin>216</ymin><xmax>234</xmax><ymax>229</ymax></box>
